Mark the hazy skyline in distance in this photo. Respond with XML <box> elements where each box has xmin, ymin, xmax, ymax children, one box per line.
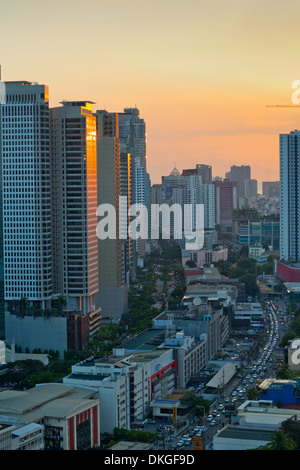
<box><xmin>2</xmin><ymin>0</ymin><xmax>300</xmax><ymax>185</ymax></box>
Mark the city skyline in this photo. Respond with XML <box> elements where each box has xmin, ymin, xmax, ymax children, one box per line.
<box><xmin>2</xmin><ymin>0</ymin><xmax>300</xmax><ymax>184</ymax></box>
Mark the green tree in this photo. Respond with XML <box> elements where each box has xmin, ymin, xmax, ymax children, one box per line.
<box><xmin>279</xmin><ymin>331</ymin><xmax>297</xmax><ymax>348</ymax></box>
<box><xmin>282</xmin><ymin>418</ymin><xmax>300</xmax><ymax>449</ymax></box>
<box><xmin>182</xmin><ymin>390</ymin><xmax>210</xmax><ymax>416</ymax></box>
<box><xmin>18</xmin><ymin>297</ymin><xmax>28</xmax><ymax>316</ymax></box>
<box><xmin>239</xmin><ymin>273</ymin><xmax>259</xmax><ymax>297</ymax></box>
<box><xmin>256</xmin><ymin>430</ymin><xmax>296</xmax><ymax>450</ymax></box>
<box><xmin>239</xmin><ymin>245</ymin><xmax>249</xmax><ymax>259</ymax></box>
<box><xmin>276</xmin><ymin>364</ymin><xmax>299</xmax><ymax>380</ymax></box>
<box><xmin>185</xmin><ymin>260</ymin><xmax>196</xmax><ymax>268</ymax></box>
<box><xmin>112</xmin><ymin>427</ymin><xmax>156</xmax><ymax>443</ymax></box>
<box><xmin>54</xmin><ymin>295</ymin><xmax>67</xmax><ymax>313</ymax></box>
<box><xmin>245</xmin><ymin>386</ymin><xmax>259</xmax><ymax>401</ymax></box>
<box><xmin>290</xmin><ymin>317</ymin><xmax>300</xmax><ymax>336</ymax></box>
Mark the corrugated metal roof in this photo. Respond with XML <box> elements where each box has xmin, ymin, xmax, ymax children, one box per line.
<box><xmin>206</xmin><ymin>363</ymin><xmax>237</xmax><ymax>389</ymax></box>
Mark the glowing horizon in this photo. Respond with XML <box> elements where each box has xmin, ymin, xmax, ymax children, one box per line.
<box><xmin>2</xmin><ymin>0</ymin><xmax>300</xmax><ymax>185</ymax></box>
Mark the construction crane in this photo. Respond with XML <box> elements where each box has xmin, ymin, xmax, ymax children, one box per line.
<box><xmin>266</xmin><ymin>105</ymin><xmax>300</xmax><ymax>107</ymax></box>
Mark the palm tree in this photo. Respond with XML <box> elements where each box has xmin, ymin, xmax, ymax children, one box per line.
<box><xmin>245</xmin><ymin>386</ymin><xmax>259</xmax><ymax>401</ymax></box>
<box><xmin>54</xmin><ymin>295</ymin><xmax>67</xmax><ymax>314</ymax></box>
<box><xmin>257</xmin><ymin>430</ymin><xmax>296</xmax><ymax>450</ymax></box>
<box><xmin>18</xmin><ymin>297</ymin><xmax>28</xmax><ymax>316</ymax></box>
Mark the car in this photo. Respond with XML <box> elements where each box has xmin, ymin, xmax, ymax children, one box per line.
<box><xmin>194</xmin><ymin>426</ymin><xmax>201</xmax><ymax>432</ymax></box>
<box><xmin>144</xmin><ymin>419</ymin><xmax>155</xmax><ymax>424</ymax></box>
<box><xmin>232</xmin><ymin>391</ymin><xmax>237</xmax><ymax>396</ymax></box>
<box><xmin>218</xmin><ymin>404</ymin><xmax>224</xmax><ymax>410</ymax></box>
<box><xmin>206</xmin><ymin>415</ymin><xmax>213</xmax><ymax>422</ymax></box>
<box><xmin>176</xmin><ymin>441</ymin><xmax>184</xmax><ymax>448</ymax></box>
<box><xmin>210</xmin><ymin>420</ymin><xmax>216</xmax><ymax>426</ymax></box>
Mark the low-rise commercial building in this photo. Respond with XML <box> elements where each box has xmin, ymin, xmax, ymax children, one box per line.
<box><xmin>154</xmin><ymin>301</ymin><xmax>229</xmax><ymax>362</ymax></box>
<box><xmin>182</xmin><ymin>246</ymin><xmax>228</xmax><ymax>269</ymax></box>
<box><xmin>258</xmin><ymin>378</ymin><xmax>300</xmax><ymax>406</ymax></box>
<box><xmin>232</xmin><ymin>302</ymin><xmax>264</xmax><ymax>328</ymax></box>
<box><xmin>214</xmin><ymin>399</ymin><xmax>300</xmax><ymax>450</ymax></box>
<box><xmin>0</xmin><ymin>421</ymin><xmax>44</xmax><ymax>451</ymax></box>
<box><xmin>0</xmin><ymin>384</ymin><xmax>100</xmax><ymax>450</ymax></box>
<box><xmin>63</xmin><ymin>349</ymin><xmax>175</xmax><ymax>433</ymax></box>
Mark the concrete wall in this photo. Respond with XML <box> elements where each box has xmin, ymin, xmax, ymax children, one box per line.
<box><xmin>5</xmin><ymin>312</ymin><xmax>68</xmax><ymax>357</ymax></box>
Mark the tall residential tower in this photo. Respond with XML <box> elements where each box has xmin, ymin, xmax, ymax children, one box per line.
<box><xmin>280</xmin><ymin>130</ymin><xmax>300</xmax><ymax>261</ymax></box>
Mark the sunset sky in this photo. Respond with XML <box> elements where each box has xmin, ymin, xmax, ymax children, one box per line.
<box><xmin>2</xmin><ymin>0</ymin><xmax>300</xmax><ymax>186</ymax></box>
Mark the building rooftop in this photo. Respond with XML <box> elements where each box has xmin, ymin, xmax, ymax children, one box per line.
<box><xmin>11</xmin><ymin>422</ymin><xmax>42</xmax><ymax>436</ymax></box>
<box><xmin>216</xmin><ymin>425</ymin><xmax>274</xmax><ymax>442</ymax></box>
<box><xmin>0</xmin><ymin>384</ymin><xmax>98</xmax><ymax>423</ymax></box>
<box><xmin>110</xmin><ymin>441</ymin><xmax>153</xmax><ymax>451</ymax></box>
<box><xmin>120</xmin><ymin>329</ymin><xmax>166</xmax><ymax>352</ymax></box>
<box><xmin>284</xmin><ymin>283</ymin><xmax>300</xmax><ymax>292</ymax></box>
<box><xmin>206</xmin><ymin>363</ymin><xmax>238</xmax><ymax>389</ymax></box>
<box><xmin>258</xmin><ymin>378</ymin><xmax>300</xmax><ymax>390</ymax></box>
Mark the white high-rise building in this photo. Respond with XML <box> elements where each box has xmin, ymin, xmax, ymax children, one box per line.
<box><xmin>0</xmin><ymin>81</ymin><xmax>52</xmax><ymax>308</ymax></box>
<box><xmin>280</xmin><ymin>130</ymin><xmax>300</xmax><ymax>261</ymax></box>
<box><xmin>119</xmin><ymin>108</ymin><xmax>150</xmax><ymax>257</ymax></box>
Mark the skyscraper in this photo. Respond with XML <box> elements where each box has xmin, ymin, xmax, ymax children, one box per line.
<box><xmin>0</xmin><ymin>81</ymin><xmax>52</xmax><ymax>308</ymax></box>
<box><xmin>280</xmin><ymin>130</ymin><xmax>300</xmax><ymax>261</ymax></box>
<box><xmin>50</xmin><ymin>101</ymin><xmax>99</xmax><ymax>315</ymax></box>
<box><xmin>244</xmin><ymin>179</ymin><xmax>258</xmax><ymax>198</ymax></box>
<box><xmin>262</xmin><ymin>181</ymin><xmax>280</xmax><ymax>198</ymax></box>
<box><xmin>1</xmin><ymin>83</ymin><xmax>102</xmax><ymax>350</ymax></box>
<box><xmin>230</xmin><ymin>165</ymin><xmax>251</xmax><ymax>199</ymax></box>
<box><xmin>95</xmin><ymin>110</ymin><xmax>127</xmax><ymax>320</ymax></box>
<box><xmin>214</xmin><ymin>180</ymin><xmax>237</xmax><ymax>227</ymax></box>
<box><xmin>118</xmin><ymin>108</ymin><xmax>150</xmax><ymax>258</ymax></box>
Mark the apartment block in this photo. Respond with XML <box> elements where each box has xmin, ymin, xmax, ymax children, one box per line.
<box><xmin>63</xmin><ymin>349</ymin><xmax>175</xmax><ymax>433</ymax></box>
<box><xmin>280</xmin><ymin>130</ymin><xmax>300</xmax><ymax>261</ymax></box>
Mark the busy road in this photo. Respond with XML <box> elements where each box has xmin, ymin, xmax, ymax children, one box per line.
<box><xmin>151</xmin><ymin>298</ymin><xmax>290</xmax><ymax>450</ymax></box>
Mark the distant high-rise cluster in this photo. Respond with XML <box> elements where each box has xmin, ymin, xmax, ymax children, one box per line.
<box><xmin>0</xmin><ymin>80</ymin><xmax>150</xmax><ymax>341</ymax></box>
<box><xmin>153</xmin><ymin>164</ymin><xmax>240</xmax><ymax>244</ymax></box>
<box><xmin>227</xmin><ymin>165</ymin><xmax>258</xmax><ymax>206</ymax></box>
